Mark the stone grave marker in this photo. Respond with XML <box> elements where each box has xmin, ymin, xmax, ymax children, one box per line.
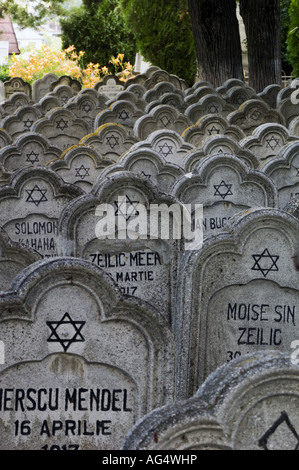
<box><xmin>1</xmin><ymin>105</ymin><xmax>43</xmax><ymax>141</ymax></box>
<box><xmin>277</xmin><ymin>97</ymin><xmax>299</xmax><ymax>128</ymax></box>
<box><xmin>65</xmin><ymin>90</ymin><xmax>108</xmax><ymax>134</ymax></box>
<box><xmin>79</xmin><ymin>123</ymin><xmax>139</xmax><ymax>162</ymax></box>
<box><xmin>127</xmin><ymin>129</ymin><xmax>195</xmax><ymax>168</ymax></box>
<box><xmin>216</xmin><ymin>78</ymin><xmax>248</xmax><ymax>95</ymax></box>
<box><xmin>0</xmin><ymin>132</ymin><xmax>62</xmax><ymax>179</ymax></box>
<box><xmin>4</xmin><ymin>77</ymin><xmax>31</xmax><ymax>99</ymax></box>
<box><xmin>0</xmin><ymin>92</ymin><xmax>35</xmax><ymax>118</ymax></box>
<box><xmin>133</xmin><ymin>104</ymin><xmax>192</xmax><ymax>141</ymax></box>
<box><xmin>94</xmin><ymin>100</ymin><xmax>145</xmax><ymax>133</ymax></box>
<box><xmin>182</xmin><ymin>114</ymin><xmax>246</xmax><ymax>148</ymax></box>
<box><xmin>227</xmin><ymin>99</ymin><xmax>285</xmax><ymax>135</ymax></box>
<box><xmin>94</xmin><ymin>75</ymin><xmax>124</xmax><ymax>100</ymax></box>
<box><xmin>0</xmin><ymin>226</ymin><xmax>41</xmax><ymax>291</ymax></box>
<box><xmin>57</xmin><ymin>172</ymin><xmax>186</xmax><ymax>320</ymax></box>
<box><xmin>222</xmin><ymin>85</ymin><xmax>259</xmax><ymax>108</ymax></box>
<box><xmin>258</xmin><ymin>84</ymin><xmax>281</xmax><ymax>109</ymax></box>
<box><xmin>32</xmin><ymin>73</ymin><xmax>59</xmax><ymax>103</ymax></box>
<box><xmin>31</xmin><ymin>108</ymin><xmax>90</xmax><ymax>151</ymax></box>
<box><xmin>144</xmin><ymin>81</ymin><xmax>185</xmax><ymax>105</ymax></box>
<box><xmin>171</xmin><ymin>153</ymin><xmax>277</xmax><ymax>238</ymax></box>
<box><xmin>98</xmin><ymin>147</ymin><xmax>185</xmax><ymax>194</ymax></box>
<box><xmin>0</xmin><ymin>167</ymin><xmax>84</xmax><ymax>257</ymax></box>
<box><xmin>185</xmin><ymin>94</ymin><xmax>235</xmax><ymax>123</ymax></box>
<box><xmin>106</xmin><ymin>90</ymin><xmax>147</xmax><ymax>112</ymax></box>
<box><xmin>260</xmin><ymin>141</ymin><xmax>299</xmax><ymax>208</ymax></box>
<box><xmin>47</xmin><ymin>84</ymin><xmax>77</xmax><ymax>107</ymax></box>
<box><xmin>145</xmin><ymin>92</ymin><xmax>187</xmax><ymax>114</ymax></box>
<box><xmin>288</xmin><ymin>115</ymin><xmax>299</xmax><ymax>137</ymax></box>
<box><xmin>184</xmin><ymin>86</ymin><xmax>218</xmax><ymax>107</ymax></box>
<box><xmin>183</xmin><ymin>136</ymin><xmax>259</xmax><ymax>172</ymax></box>
<box><xmin>239</xmin><ymin>122</ymin><xmax>297</xmax><ymax>164</ymax></box>
<box><xmin>142</xmin><ymin>69</ymin><xmax>188</xmax><ymax>92</ymax></box>
<box><xmin>0</xmin><ymin>257</ymin><xmax>175</xmax><ymax>450</ymax></box>
<box><xmin>48</xmin><ymin>145</ymin><xmax>113</xmax><ymax>192</ymax></box>
<box><xmin>122</xmin><ymin>351</ymin><xmax>299</xmax><ymax>450</ymax></box>
<box><xmin>174</xmin><ymin>208</ymin><xmax>299</xmax><ymax>397</ymax></box>
<box><xmin>49</xmin><ymin>75</ymin><xmax>81</xmax><ymax>94</ymax></box>
<box><xmin>34</xmin><ymin>94</ymin><xmax>62</xmax><ymax>115</ymax></box>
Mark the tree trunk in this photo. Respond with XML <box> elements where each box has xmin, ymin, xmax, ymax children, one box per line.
<box><xmin>239</xmin><ymin>0</ymin><xmax>281</xmax><ymax>92</ymax></box>
<box><xmin>188</xmin><ymin>0</ymin><xmax>244</xmax><ymax>87</ymax></box>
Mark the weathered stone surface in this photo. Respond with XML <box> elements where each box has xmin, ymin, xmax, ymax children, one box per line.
<box><xmin>185</xmin><ymin>95</ymin><xmax>235</xmax><ymax>123</ymax></box>
<box><xmin>32</xmin><ymin>73</ymin><xmax>59</xmax><ymax>103</ymax></box>
<box><xmin>123</xmin><ymin>351</ymin><xmax>299</xmax><ymax>450</ymax></box>
<box><xmin>94</xmin><ymin>100</ymin><xmax>145</xmax><ymax>133</ymax></box>
<box><xmin>174</xmin><ymin>208</ymin><xmax>299</xmax><ymax>398</ymax></box>
<box><xmin>4</xmin><ymin>77</ymin><xmax>31</xmax><ymax>99</ymax></box>
<box><xmin>94</xmin><ymin>75</ymin><xmax>124</xmax><ymax>100</ymax></box>
<box><xmin>0</xmin><ymin>257</ymin><xmax>175</xmax><ymax>450</ymax></box>
<box><xmin>1</xmin><ymin>105</ymin><xmax>43</xmax><ymax>141</ymax></box>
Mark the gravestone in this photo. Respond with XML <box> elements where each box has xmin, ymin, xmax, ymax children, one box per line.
<box><xmin>0</xmin><ymin>92</ymin><xmax>35</xmax><ymax>118</ymax></box>
<box><xmin>34</xmin><ymin>94</ymin><xmax>62</xmax><ymax>115</ymax></box>
<box><xmin>123</xmin><ymin>351</ymin><xmax>299</xmax><ymax>450</ymax></box>
<box><xmin>184</xmin><ymin>86</ymin><xmax>218</xmax><ymax>107</ymax></box>
<box><xmin>182</xmin><ymin>114</ymin><xmax>246</xmax><ymax>149</ymax></box>
<box><xmin>94</xmin><ymin>75</ymin><xmax>124</xmax><ymax>100</ymax></box>
<box><xmin>65</xmin><ymin>90</ymin><xmax>108</xmax><ymax>134</ymax></box>
<box><xmin>258</xmin><ymin>84</ymin><xmax>281</xmax><ymax>109</ymax></box>
<box><xmin>32</xmin><ymin>108</ymin><xmax>90</xmax><ymax>151</ymax></box>
<box><xmin>48</xmin><ymin>145</ymin><xmax>113</xmax><ymax>192</ymax></box>
<box><xmin>1</xmin><ymin>105</ymin><xmax>43</xmax><ymax>141</ymax></box>
<box><xmin>260</xmin><ymin>141</ymin><xmax>299</xmax><ymax>208</ymax></box>
<box><xmin>57</xmin><ymin>172</ymin><xmax>186</xmax><ymax>320</ymax></box>
<box><xmin>0</xmin><ymin>167</ymin><xmax>84</xmax><ymax>257</ymax></box>
<box><xmin>47</xmin><ymin>84</ymin><xmax>77</xmax><ymax>107</ymax></box>
<box><xmin>0</xmin><ymin>132</ymin><xmax>62</xmax><ymax>177</ymax></box>
<box><xmin>227</xmin><ymin>99</ymin><xmax>285</xmax><ymax>135</ymax></box>
<box><xmin>174</xmin><ymin>208</ymin><xmax>299</xmax><ymax>398</ymax></box>
<box><xmin>146</xmin><ymin>92</ymin><xmax>187</xmax><ymax>114</ymax></box>
<box><xmin>0</xmin><ymin>226</ymin><xmax>41</xmax><ymax>291</ymax></box>
<box><xmin>94</xmin><ymin>100</ymin><xmax>144</xmax><ymax>133</ymax></box>
<box><xmin>98</xmin><ymin>147</ymin><xmax>185</xmax><ymax>194</ymax></box>
<box><xmin>49</xmin><ymin>75</ymin><xmax>81</xmax><ymax>94</ymax></box>
<box><xmin>222</xmin><ymin>85</ymin><xmax>259</xmax><ymax>108</ymax></box>
<box><xmin>32</xmin><ymin>73</ymin><xmax>59</xmax><ymax>103</ymax></box>
<box><xmin>79</xmin><ymin>123</ymin><xmax>139</xmax><ymax>162</ymax></box>
<box><xmin>144</xmin><ymin>81</ymin><xmax>185</xmax><ymax>104</ymax></box>
<box><xmin>4</xmin><ymin>77</ymin><xmax>31</xmax><ymax>99</ymax></box>
<box><xmin>0</xmin><ymin>257</ymin><xmax>175</xmax><ymax>450</ymax></box>
<box><xmin>240</xmin><ymin>123</ymin><xmax>297</xmax><ymax>163</ymax></box>
<box><xmin>185</xmin><ymin>95</ymin><xmax>235</xmax><ymax>123</ymax></box>
<box><xmin>183</xmin><ymin>136</ymin><xmax>259</xmax><ymax>172</ymax></box>
<box><xmin>106</xmin><ymin>90</ymin><xmax>147</xmax><ymax>112</ymax></box>
<box><xmin>133</xmin><ymin>104</ymin><xmax>192</xmax><ymax>140</ymax></box>
<box><xmin>277</xmin><ymin>96</ymin><xmax>299</xmax><ymax>128</ymax></box>
<box><xmin>171</xmin><ymin>153</ymin><xmax>277</xmax><ymax>238</ymax></box>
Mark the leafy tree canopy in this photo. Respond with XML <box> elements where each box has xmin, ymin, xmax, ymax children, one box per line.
<box><xmin>0</xmin><ymin>0</ymin><xmax>65</xmax><ymax>28</ymax></box>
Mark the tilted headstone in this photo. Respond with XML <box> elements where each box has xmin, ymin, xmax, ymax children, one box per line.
<box><xmin>171</xmin><ymin>153</ymin><xmax>277</xmax><ymax>238</ymax></box>
<box><xmin>146</xmin><ymin>92</ymin><xmax>188</xmax><ymax>114</ymax></box>
<box><xmin>34</xmin><ymin>94</ymin><xmax>62</xmax><ymax>116</ymax></box>
<box><xmin>260</xmin><ymin>141</ymin><xmax>299</xmax><ymax>208</ymax></box>
<box><xmin>216</xmin><ymin>78</ymin><xmax>248</xmax><ymax>95</ymax></box>
<box><xmin>48</xmin><ymin>145</ymin><xmax>113</xmax><ymax>192</ymax></box>
<box><xmin>183</xmin><ymin>136</ymin><xmax>259</xmax><ymax>172</ymax></box>
<box><xmin>258</xmin><ymin>84</ymin><xmax>281</xmax><ymax>109</ymax></box>
<box><xmin>65</xmin><ymin>89</ymin><xmax>108</xmax><ymax>133</ymax></box>
<box><xmin>0</xmin><ymin>92</ymin><xmax>35</xmax><ymax>118</ymax></box>
<box><xmin>49</xmin><ymin>75</ymin><xmax>81</xmax><ymax>94</ymax></box>
<box><xmin>174</xmin><ymin>208</ymin><xmax>299</xmax><ymax>397</ymax></box>
<box><xmin>1</xmin><ymin>105</ymin><xmax>43</xmax><ymax>141</ymax></box>
<box><xmin>144</xmin><ymin>81</ymin><xmax>185</xmax><ymax>104</ymax></box>
<box><xmin>125</xmin><ymin>83</ymin><xmax>147</xmax><ymax>101</ymax></box>
<box><xmin>0</xmin><ymin>132</ymin><xmax>62</xmax><ymax>177</ymax></box>
<box><xmin>133</xmin><ymin>104</ymin><xmax>192</xmax><ymax>141</ymax></box>
<box><xmin>0</xmin><ymin>226</ymin><xmax>41</xmax><ymax>290</ymax></box>
<box><xmin>98</xmin><ymin>148</ymin><xmax>185</xmax><ymax>194</ymax></box>
<box><xmin>288</xmin><ymin>115</ymin><xmax>299</xmax><ymax>137</ymax></box>
<box><xmin>106</xmin><ymin>90</ymin><xmax>147</xmax><ymax>112</ymax></box>
<box><xmin>185</xmin><ymin>95</ymin><xmax>235</xmax><ymax>123</ymax></box>
<box><xmin>0</xmin><ymin>128</ymin><xmax>12</xmax><ymax>150</ymax></box>
<box><xmin>0</xmin><ymin>257</ymin><xmax>175</xmax><ymax>450</ymax></box>
<box><xmin>32</xmin><ymin>73</ymin><xmax>59</xmax><ymax>103</ymax></box>
<box><xmin>47</xmin><ymin>84</ymin><xmax>77</xmax><ymax>106</ymax></box>
<box><xmin>4</xmin><ymin>77</ymin><xmax>31</xmax><ymax>99</ymax></box>
<box><xmin>0</xmin><ymin>167</ymin><xmax>84</xmax><ymax>257</ymax></box>
<box><xmin>127</xmin><ymin>129</ymin><xmax>195</xmax><ymax>168</ymax></box>
<box><xmin>222</xmin><ymin>85</ymin><xmax>259</xmax><ymax>108</ymax></box>
<box><xmin>277</xmin><ymin>96</ymin><xmax>299</xmax><ymax>128</ymax></box>
<box><xmin>227</xmin><ymin>99</ymin><xmax>285</xmax><ymax>135</ymax></box>
<box><xmin>31</xmin><ymin>108</ymin><xmax>90</xmax><ymax>151</ymax></box>
<box><xmin>142</xmin><ymin>69</ymin><xmax>188</xmax><ymax>92</ymax></box>
<box><xmin>94</xmin><ymin>100</ymin><xmax>145</xmax><ymax>133</ymax></box>
<box><xmin>239</xmin><ymin>122</ymin><xmax>297</xmax><ymax>164</ymax></box>
<box><xmin>79</xmin><ymin>123</ymin><xmax>139</xmax><ymax>162</ymax></box>
<box><xmin>184</xmin><ymin>86</ymin><xmax>218</xmax><ymax>107</ymax></box>
<box><xmin>58</xmin><ymin>172</ymin><xmax>185</xmax><ymax>320</ymax></box>
<box><xmin>182</xmin><ymin>114</ymin><xmax>246</xmax><ymax>148</ymax></box>
<box><xmin>123</xmin><ymin>351</ymin><xmax>299</xmax><ymax>450</ymax></box>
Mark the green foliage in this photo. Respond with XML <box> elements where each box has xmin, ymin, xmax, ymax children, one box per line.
<box><xmin>120</xmin><ymin>0</ymin><xmax>197</xmax><ymax>85</ymax></box>
<box><xmin>60</xmin><ymin>0</ymin><xmax>137</xmax><ymax>70</ymax></box>
<box><xmin>0</xmin><ymin>59</ymin><xmax>10</xmax><ymax>82</ymax></box>
<box><xmin>287</xmin><ymin>0</ymin><xmax>299</xmax><ymax>76</ymax></box>
<box><xmin>0</xmin><ymin>0</ymin><xmax>65</xmax><ymax>28</ymax></box>
<box><xmin>281</xmin><ymin>0</ymin><xmax>292</xmax><ymax>74</ymax></box>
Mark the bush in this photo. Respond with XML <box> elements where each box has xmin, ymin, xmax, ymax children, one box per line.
<box><xmin>287</xmin><ymin>0</ymin><xmax>299</xmax><ymax>76</ymax></box>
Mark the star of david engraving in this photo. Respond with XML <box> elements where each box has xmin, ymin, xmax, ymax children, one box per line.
<box><xmin>106</xmin><ymin>134</ymin><xmax>119</xmax><ymax>149</ymax></box>
<box><xmin>26</xmin><ymin>150</ymin><xmax>39</xmax><ymax>164</ymax></box>
<box><xmin>56</xmin><ymin>118</ymin><xmax>69</xmax><ymax>130</ymax></box>
<box><xmin>118</xmin><ymin>110</ymin><xmax>130</xmax><ymax>121</ymax></box>
<box><xmin>114</xmin><ymin>195</ymin><xmax>140</xmax><ymax>221</ymax></box>
<box><xmin>158</xmin><ymin>142</ymin><xmax>173</xmax><ymax>157</ymax></box>
<box><xmin>207</xmin><ymin>105</ymin><xmax>219</xmax><ymax>113</ymax></box>
<box><xmin>265</xmin><ymin>135</ymin><xmax>281</xmax><ymax>151</ymax></box>
<box><xmin>46</xmin><ymin>312</ymin><xmax>86</xmax><ymax>352</ymax></box>
<box><xmin>81</xmin><ymin>102</ymin><xmax>92</xmax><ymax>113</ymax></box>
<box><xmin>140</xmin><ymin>171</ymin><xmax>151</xmax><ymax>180</ymax></box>
<box><xmin>160</xmin><ymin>115</ymin><xmax>171</xmax><ymax>127</ymax></box>
<box><xmin>251</xmin><ymin>248</ymin><xmax>279</xmax><ymax>278</ymax></box>
<box><xmin>75</xmin><ymin>164</ymin><xmax>90</xmax><ymax>179</ymax></box>
<box><xmin>25</xmin><ymin>185</ymin><xmax>48</xmax><ymax>206</ymax></box>
<box><xmin>294</xmin><ymin>167</ymin><xmax>299</xmax><ymax>176</ymax></box>
<box><xmin>250</xmin><ymin>110</ymin><xmax>262</xmax><ymax>121</ymax></box>
<box><xmin>23</xmin><ymin>118</ymin><xmax>34</xmax><ymax>129</ymax></box>
<box><xmin>208</xmin><ymin>126</ymin><xmax>221</xmax><ymax>135</ymax></box>
<box><xmin>61</xmin><ymin>95</ymin><xmax>69</xmax><ymax>104</ymax></box>
<box><xmin>213</xmin><ymin>180</ymin><xmax>233</xmax><ymax>199</ymax></box>
<box><xmin>258</xmin><ymin>411</ymin><xmax>299</xmax><ymax>450</ymax></box>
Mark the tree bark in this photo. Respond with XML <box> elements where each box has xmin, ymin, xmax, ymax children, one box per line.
<box><xmin>239</xmin><ymin>0</ymin><xmax>281</xmax><ymax>92</ymax></box>
<box><xmin>188</xmin><ymin>0</ymin><xmax>244</xmax><ymax>87</ymax></box>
